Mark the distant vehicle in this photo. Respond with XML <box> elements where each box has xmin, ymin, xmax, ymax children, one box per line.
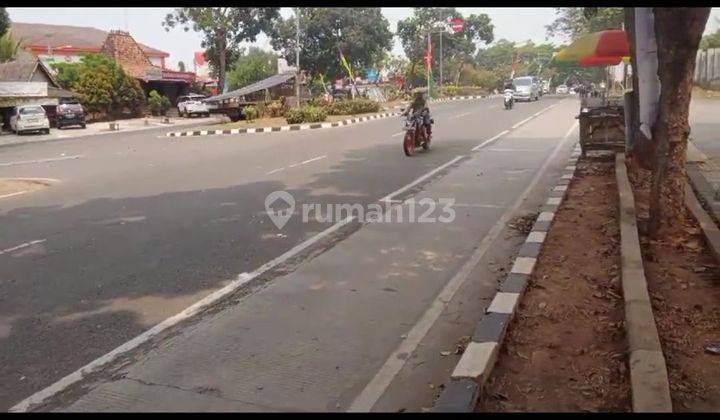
<box><xmin>56</xmin><ymin>100</ymin><xmax>86</xmax><ymax>129</ymax></box>
<box><xmin>513</xmin><ymin>76</ymin><xmax>540</xmax><ymax>102</ymax></box>
<box><xmin>504</xmin><ymin>89</ymin><xmax>514</xmax><ymax>110</ymax></box>
<box><xmin>541</xmin><ymin>79</ymin><xmax>551</xmax><ymax>94</ymax></box>
<box><xmin>556</xmin><ymin>85</ymin><xmax>569</xmax><ymax>94</ymax></box>
<box><xmin>177</xmin><ymin>94</ymin><xmax>210</xmax><ymax>118</ymax></box>
<box><xmin>10</xmin><ymin>105</ymin><xmax>50</xmax><ymax>135</ymax></box>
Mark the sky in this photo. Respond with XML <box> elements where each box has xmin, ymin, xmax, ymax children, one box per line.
<box><xmin>7</xmin><ymin>7</ymin><xmax>720</xmax><ymax>72</ymax></box>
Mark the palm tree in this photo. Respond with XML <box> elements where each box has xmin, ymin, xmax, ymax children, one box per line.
<box><xmin>0</xmin><ymin>30</ymin><xmax>22</xmax><ymax>63</ymax></box>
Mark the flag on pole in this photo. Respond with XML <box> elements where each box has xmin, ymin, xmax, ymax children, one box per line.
<box><xmin>338</xmin><ymin>47</ymin><xmax>355</xmax><ymax>81</ymax></box>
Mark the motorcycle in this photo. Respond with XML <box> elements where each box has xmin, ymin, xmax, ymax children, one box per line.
<box><xmin>504</xmin><ymin>89</ymin><xmax>514</xmax><ymax>110</ymax></box>
<box><xmin>403</xmin><ymin>112</ymin><xmax>432</xmax><ymax>156</ymax></box>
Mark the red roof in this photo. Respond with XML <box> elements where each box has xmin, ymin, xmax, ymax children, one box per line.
<box><xmin>11</xmin><ymin>22</ymin><xmax>169</xmax><ymax>57</ymax></box>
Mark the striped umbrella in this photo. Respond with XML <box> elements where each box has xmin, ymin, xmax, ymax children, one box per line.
<box><xmin>554</xmin><ymin>29</ymin><xmax>630</xmax><ymax>67</ymax></box>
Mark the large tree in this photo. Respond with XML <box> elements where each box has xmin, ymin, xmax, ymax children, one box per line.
<box><xmin>269</xmin><ymin>8</ymin><xmax>393</xmax><ymax>82</ymax></box>
<box><xmin>0</xmin><ymin>8</ymin><xmax>9</xmax><ymax>38</ymax></box>
<box><xmin>647</xmin><ymin>8</ymin><xmax>711</xmax><ymax>236</ymax></box>
<box><xmin>163</xmin><ymin>7</ymin><xmax>279</xmax><ymax>93</ymax></box>
<box><xmin>546</xmin><ymin>7</ymin><xmax>624</xmax><ymax>41</ymax></box>
<box><xmin>397</xmin><ymin>8</ymin><xmax>494</xmax><ymax>86</ymax></box>
<box><xmin>227</xmin><ymin>47</ymin><xmax>278</xmax><ymax>91</ymax></box>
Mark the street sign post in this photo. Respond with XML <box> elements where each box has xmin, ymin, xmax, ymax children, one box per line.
<box><xmin>450</xmin><ymin>17</ymin><xmax>464</xmax><ymax>33</ymax></box>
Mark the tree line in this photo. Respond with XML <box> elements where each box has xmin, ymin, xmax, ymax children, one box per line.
<box><xmin>164</xmin><ymin>7</ymin><xmax>627</xmax><ymax>94</ymax></box>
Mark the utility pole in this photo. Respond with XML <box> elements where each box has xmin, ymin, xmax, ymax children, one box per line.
<box><xmin>295</xmin><ymin>7</ymin><xmax>301</xmax><ymax>108</ymax></box>
<box><xmin>439</xmin><ymin>17</ymin><xmax>443</xmax><ymax>95</ymax></box>
<box><xmin>427</xmin><ymin>32</ymin><xmax>432</xmax><ymax>100</ymax></box>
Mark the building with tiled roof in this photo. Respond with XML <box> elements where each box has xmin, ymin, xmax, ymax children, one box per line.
<box><xmin>11</xmin><ymin>22</ymin><xmax>170</xmax><ymax>68</ymax></box>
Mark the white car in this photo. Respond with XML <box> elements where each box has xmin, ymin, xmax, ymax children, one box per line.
<box><xmin>556</xmin><ymin>85</ymin><xmax>569</xmax><ymax>94</ymax></box>
<box><xmin>513</xmin><ymin>76</ymin><xmax>540</xmax><ymax>102</ymax></box>
<box><xmin>10</xmin><ymin>105</ymin><xmax>50</xmax><ymax>135</ymax></box>
<box><xmin>177</xmin><ymin>94</ymin><xmax>210</xmax><ymax>118</ymax></box>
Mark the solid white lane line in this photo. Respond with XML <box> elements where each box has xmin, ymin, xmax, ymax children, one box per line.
<box><xmin>379</xmin><ymin>155</ymin><xmax>466</xmax><ymax>203</ymax></box>
<box><xmin>391</xmin><ymin>132</ymin><xmax>404</xmax><ymax>137</ymax></box>
<box><xmin>349</xmin><ymin>119</ymin><xmax>579</xmax><ymax>413</ymax></box>
<box><xmin>0</xmin><ymin>239</ymin><xmax>46</xmax><ymax>256</ymax></box>
<box><xmin>511</xmin><ymin>115</ymin><xmax>535</xmax><ymax>129</ymax></box>
<box><xmin>299</xmin><ymin>155</ymin><xmax>327</xmax><ymax>165</ymax></box>
<box><xmin>265</xmin><ymin>168</ymin><xmax>285</xmax><ymax>175</ymax></box>
<box><xmin>0</xmin><ymin>190</ymin><xmax>29</xmax><ymax>199</ymax></box>
<box><xmin>288</xmin><ymin>154</ymin><xmax>327</xmax><ymax>168</ymax></box>
<box><xmin>10</xmin><ymin>215</ymin><xmax>358</xmax><ymax>412</ymax></box>
<box><xmin>471</xmin><ymin>130</ymin><xmax>509</xmax><ymax>151</ymax></box>
<box><xmin>0</xmin><ymin>155</ymin><xmax>83</xmax><ymax>167</ymax></box>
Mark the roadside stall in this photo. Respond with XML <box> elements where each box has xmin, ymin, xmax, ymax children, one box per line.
<box><xmin>553</xmin><ymin>29</ymin><xmax>631</xmax><ymax>157</ymax></box>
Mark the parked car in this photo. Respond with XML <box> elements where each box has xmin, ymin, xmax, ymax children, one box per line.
<box><xmin>177</xmin><ymin>94</ymin><xmax>210</xmax><ymax>118</ymax></box>
<box><xmin>513</xmin><ymin>76</ymin><xmax>540</xmax><ymax>101</ymax></box>
<box><xmin>556</xmin><ymin>84</ymin><xmax>569</xmax><ymax>94</ymax></box>
<box><xmin>10</xmin><ymin>105</ymin><xmax>50</xmax><ymax>135</ymax></box>
<box><xmin>56</xmin><ymin>100</ymin><xmax>86</xmax><ymax>129</ymax></box>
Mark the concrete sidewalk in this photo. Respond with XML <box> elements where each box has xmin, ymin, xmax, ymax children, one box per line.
<box><xmin>0</xmin><ymin>115</ymin><xmax>221</xmax><ymax>148</ymax></box>
<box><xmin>23</xmin><ymin>100</ymin><xmax>578</xmax><ymax>412</ymax></box>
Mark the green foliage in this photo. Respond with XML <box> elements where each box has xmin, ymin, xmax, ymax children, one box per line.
<box><xmin>148</xmin><ymin>90</ymin><xmax>171</xmax><ymax>115</ymax></box>
<box><xmin>0</xmin><ymin>8</ymin><xmax>9</xmax><ymax>38</ymax></box>
<box><xmin>700</xmin><ymin>27</ymin><xmax>720</xmax><ymax>50</ymax></box>
<box><xmin>397</xmin><ymin>8</ymin><xmax>494</xmax><ymax>85</ymax></box>
<box><xmin>545</xmin><ymin>8</ymin><xmax>624</xmax><ymax>41</ymax></box>
<box><xmin>227</xmin><ymin>47</ymin><xmax>278</xmax><ymax>90</ymax></box>
<box><xmin>163</xmin><ymin>8</ymin><xmax>280</xmax><ymax>92</ymax></box>
<box><xmin>327</xmin><ymin>99</ymin><xmax>380</xmax><ymax>115</ymax></box>
<box><xmin>0</xmin><ymin>30</ymin><xmax>21</xmax><ymax>63</ymax></box>
<box><xmin>71</xmin><ymin>53</ymin><xmax>146</xmax><ymax>117</ymax></box>
<box><xmin>243</xmin><ymin>105</ymin><xmax>259</xmax><ymax>121</ymax></box>
<box><xmin>284</xmin><ymin>105</ymin><xmax>327</xmax><ymax>124</ymax></box>
<box><xmin>265</xmin><ymin>98</ymin><xmax>287</xmax><ymax>118</ymax></box>
<box><xmin>270</xmin><ymin>8</ymin><xmax>393</xmax><ymax>81</ymax></box>
<box><xmin>51</xmin><ymin>62</ymin><xmax>81</xmax><ymax>89</ymax></box>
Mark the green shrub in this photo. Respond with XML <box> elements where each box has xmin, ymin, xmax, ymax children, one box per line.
<box><xmin>148</xmin><ymin>90</ymin><xmax>171</xmax><ymax>116</ymax></box>
<box><xmin>442</xmin><ymin>86</ymin><xmax>459</xmax><ymax>97</ymax></box>
<box><xmin>266</xmin><ymin>99</ymin><xmax>287</xmax><ymax>118</ymax></box>
<box><xmin>285</xmin><ymin>105</ymin><xmax>327</xmax><ymax>124</ymax></box>
<box><xmin>327</xmin><ymin>99</ymin><xmax>380</xmax><ymax>115</ymax></box>
<box><xmin>244</xmin><ymin>105</ymin><xmax>259</xmax><ymax>121</ymax></box>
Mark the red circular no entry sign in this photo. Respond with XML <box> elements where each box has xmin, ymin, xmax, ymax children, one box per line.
<box><xmin>450</xmin><ymin>17</ymin><xmax>464</xmax><ymax>33</ymax></box>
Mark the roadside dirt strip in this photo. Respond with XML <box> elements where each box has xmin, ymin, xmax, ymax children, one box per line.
<box><xmin>431</xmin><ymin>142</ymin><xmax>584</xmax><ymax>412</ymax></box>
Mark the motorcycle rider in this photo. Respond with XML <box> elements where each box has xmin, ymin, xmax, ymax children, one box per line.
<box><xmin>402</xmin><ymin>89</ymin><xmax>432</xmax><ymax>137</ymax></box>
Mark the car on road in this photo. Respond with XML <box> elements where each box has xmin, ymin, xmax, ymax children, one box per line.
<box><xmin>556</xmin><ymin>84</ymin><xmax>569</xmax><ymax>94</ymax></box>
<box><xmin>513</xmin><ymin>76</ymin><xmax>540</xmax><ymax>102</ymax></box>
<box><xmin>55</xmin><ymin>100</ymin><xmax>87</xmax><ymax>129</ymax></box>
<box><xmin>10</xmin><ymin>105</ymin><xmax>50</xmax><ymax>135</ymax></box>
<box><xmin>177</xmin><ymin>94</ymin><xmax>210</xmax><ymax>118</ymax></box>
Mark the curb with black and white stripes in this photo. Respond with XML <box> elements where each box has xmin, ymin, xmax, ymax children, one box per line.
<box><xmin>387</xmin><ymin>95</ymin><xmax>488</xmax><ymax>111</ymax></box>
<box><xmin>166</xmin><ymin>95</ymin><xmax>488</xmax><ymax>138</ymax></box>
<box><xmin>165</xmin><ymin>111</ymin><xmax>402</xmax><ymax>138</ymax></box>
<box><xmin>432</xmin><ymin>142</ymin><xmax>582</xmax><ymax>412</ymax></box>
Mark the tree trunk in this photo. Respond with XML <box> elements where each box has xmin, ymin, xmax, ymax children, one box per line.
<box><xmin>217</xmin><ymin>30</ymin><xmax>227</xmax><ymax>94</ymax></box>
<box><xmin>647</xmin><ymin>7</ymin><xmax>711</xmax><ymax>237</ymax></box>
<box><xmin>455</xmin><ymin>61</ymin><xmax>465</xmax><ymax>86</ymax></box>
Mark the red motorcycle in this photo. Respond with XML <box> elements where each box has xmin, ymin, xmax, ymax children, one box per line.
<box><xmin>403</xmin><ymin>112</ymin><xmax>432</xmax><ymax>156</ymax></box>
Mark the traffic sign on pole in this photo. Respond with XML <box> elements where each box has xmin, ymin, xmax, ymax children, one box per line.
<box><xmin>450</xmin><ymin>17</ymin><xmax>464</xmax><ymax>33</ymax></box>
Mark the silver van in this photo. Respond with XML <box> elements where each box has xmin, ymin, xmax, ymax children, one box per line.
<box><xmin>512</xmin><ymin>76</ymin><xmax>540</xmax><ymax>102</ymax></box>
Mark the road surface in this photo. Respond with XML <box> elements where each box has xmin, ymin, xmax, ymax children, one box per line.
<box><xmin>0</xmin><ymin>95</ymin><xmax>578</xmax><ymax>411</ymax></box>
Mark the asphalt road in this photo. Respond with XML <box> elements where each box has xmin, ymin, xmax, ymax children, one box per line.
<box><xmin>0</xmin><ymin>95</ymin><xmax>572</xmax><ymax>410</ymax></box>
